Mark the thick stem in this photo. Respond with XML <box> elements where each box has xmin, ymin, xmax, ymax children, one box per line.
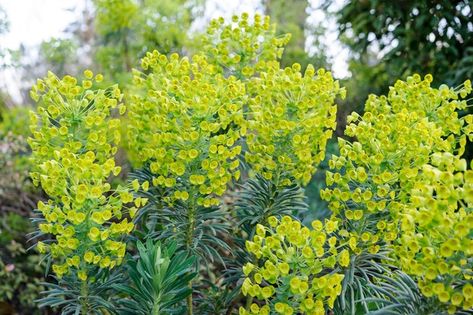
<box><xmin>80</xmin><ymin>281</ymin><xmax>88</xmax><ymax>315</ymax></box>
<box><xmin>186</xmin><ymin>202</ymin><xmax>196</xmax><ymax>315</ymax></box>
<box><xmin>152</xmin><ymin>301</ymin><xmax>160</xmax><ymax>315</ymax></box>
<box><xmin>187</xmin><ymin>290</ymin><xmax>193</xmax><ymax>315</ymax></box>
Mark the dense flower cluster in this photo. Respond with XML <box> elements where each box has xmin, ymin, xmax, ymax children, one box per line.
<box><xmin>407</xmin><ymin>162</ymin><xmax>473</xmax><ymax>311</ymax></box>
<box><xmin>321</xmin><ymin>74</ymin><xmax>473</xmax><ymax>311</ymax></box>
<box><xmin>29</xmin><ymin>71</ymin><xmax>139</xmax><ymax>280</ymax></box>
<box><xmin>246</xmin><ymin>64</ymin><xmax>343</xmax><ymax>185</ymax></box>
<box><xmin>25</xmin><ymin>10</ymin><xmax>473</xmax><ymax>315</ymax></box>
<box><xmin>127</xmin><ymin>51</ymin><xmax>246</xmax><ymax>206</ymax></box>
<box><xmin>240</xmin><ymin>216</ymin><xmax>347</xmax><ymax>315</ymax></box>
<box><xmin>201</xmin><ymin>14</ymin><xmax>344</xmax><ymax>186</ymax></box>
<box><xmin>127</xmin><ymin>14</ymin><xmax>343</xmax><ymax>202</ymax></box>
<box><xmin>202</xmin><ymin>13</ymin><xmax>291</xmax><ymax>78</ymax></box>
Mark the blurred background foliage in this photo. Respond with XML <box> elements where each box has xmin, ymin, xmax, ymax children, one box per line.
<box><xmin>333</xmin><ymin>0</ymin><xmax>473</xmax><ymax>87</ymax></box>
<box><xmin>0</xmin><ymin>0</ymin><xmax>472</xmax><ymax>313</ymax></box>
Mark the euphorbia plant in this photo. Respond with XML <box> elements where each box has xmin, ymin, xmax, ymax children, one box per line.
<box><xmin>322</xmin><ymin>75</ymin><xmax>473</xmax><ymax>313</ymax></box>
<box><xmin>240</xmin><ymin>216</ymin><xmax>348</xmax><ymax>315</ymax></box>
<box><xmin>125</xmin><ymin>13</ymin><xmax>344</xmax><ymax>313</ymax></box>
<box><xmin>29</xmin><ymin>70</ymin><xmax>143</xmax><ymax>313</ymax></box>
<box><xmin>25</xmin><ymin>12</ymin><xmax>473</xmax><ymax>315</ymax></box>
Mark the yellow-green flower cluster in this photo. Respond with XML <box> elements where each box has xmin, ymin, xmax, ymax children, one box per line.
<box><xmin>202</xmin><ymin>13</ymin><xmax>291</xmax><ymax>78</ymax></box>
<box><xmin>405</xmin><ymin>162</ymin><xmax>473</xmax><ymax>312</ymax></box>
<box><xmin>240</xmin><ymin>216</ymin><xmax>347</xmax><ymax>315</ymax></box>
<box><xmin>246</xmin><ymin>64</ymin><xmax>344</xmax><ymax>186</ymax></box>
<box><xmin>321</xmin><ymin>74</ymin><xmax>473</xmax><ymax>310</ymax></box>
<box><xmin>127</xmin><ymin>51</ymin><xmax>246</xmax><ymax>206</ymax></box>
<box><xmin>29</xmin><ymin>71</ymin><xmax>139</xmax><ymax>280</ymax></box>
<box><xmin>127</xmin><ymin>14</ymin><xmax>343</xmax><ymax>198</ymax></box>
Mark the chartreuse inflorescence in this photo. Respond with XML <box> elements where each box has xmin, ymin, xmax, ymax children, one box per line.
<box><xmin>127</xmin><ymin>14</ymin><xmax>344</xmax><ymax>202</ymax></box>
<box><xmin>29</xmin><ymin>70</ymin><xmax>143</xmax><ymax>281</ymax></box>
<box><xmin>240</xmin><ymin>216</ymin><xmax>348</xmax><ymax>315</ymax></box>
<box><xmin>25</xmin><ymin>12</ymin><xmax>473</xmax><ymax>315</ymax></box>
<box><xmin>128</xmin><ymin>51</ymin><xmax>246</xmax><ymax>207</ymax></box>
<box><xmin>409</xmin><ymin>159</ymin><xmax>473</xmax><ymax>312</ymax></box>
<box><xmin>321</xmin><ymin>74</ymin><xmax>473</xmax><ymax>312</ymax></box>
<box><xmin>125</xmin><ymin>13</ymin><xmax>345</xmax><ymax>314</ymax></box>
<box><xmin>202</xmin><ymin>14</ymin><xmax>344</xmax><ymax>186</ymax></box>
<box><xmin>246</xmin><ymin>63</ymin><xmax>344</xmax><ymax>186</ymax></box>
<box><xmin>201</xmin><ymin>13</ymin><xmax>290</xmax><ymax>78</ymax></box>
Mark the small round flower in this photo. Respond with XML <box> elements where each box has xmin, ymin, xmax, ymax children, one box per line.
<box><xmin>241</xmin><ymin>216</ymin><xmax>347</xmax><ymax>313</ymax></box>
<box><xmin>322</xmin><ymin>74</ymin><xmax>473</xmax><ymax>309</ymax></box>
<box><xmin>127</xmin><ymin>50</ymin><xmax>245</xmax><ymax>207</ymax></box>
<box><xmin>30</xmin><ymin>71</ymin><xmax>139</xmax><ymax>280</ymax></box>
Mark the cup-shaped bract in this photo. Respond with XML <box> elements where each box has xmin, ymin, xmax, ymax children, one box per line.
<box><xmin>245</xmin><ymin>64</ymin><xmax>344</xmax><ymax>186</ymax></box>
<box><xmin>202</xmin><ymin>13</ymin><xmax>291</xmax><ymax>78</ymax></box>
<box><xmin>404</xmin><ymin>161</ymin><xmax>473</xmax><ymax>311</ymax></box>
<box><xmin>128</xmin><ymin>51</ymin><xmax>246</xmax><ymax>207</ymax></box>
<box><xmin>240</xmin><ymin>216</ymin><xmax>347</xmax><ymax>315</ymax></box>
<box><xmin>29</xmin><ymin>71</ymin><xmax>139</xmax><ymax>280</ymax></box>
<box><xmin>321</xmin><ymin>74</ymin><xmax>473</xmax><ymax>311</ymax></box>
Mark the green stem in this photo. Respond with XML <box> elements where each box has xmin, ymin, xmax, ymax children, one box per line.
<box><xmin>152</xmin><ymin>300</ymin><xmax>160</xmax><ymax>315</ymax></box>
<box><xmin>80</xmin><ymin>281</ymin><xmax>88</xmax><ymax>315</ymax></box>
<box><xmin>186</xmin><ymin>201</ymin><xmax>196</xmax><ymax>315</ymax></box>
<box><xmin>187</xmin><ymin>288</ymin><xmax>193</xmax><ymax>315</ymax></box>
